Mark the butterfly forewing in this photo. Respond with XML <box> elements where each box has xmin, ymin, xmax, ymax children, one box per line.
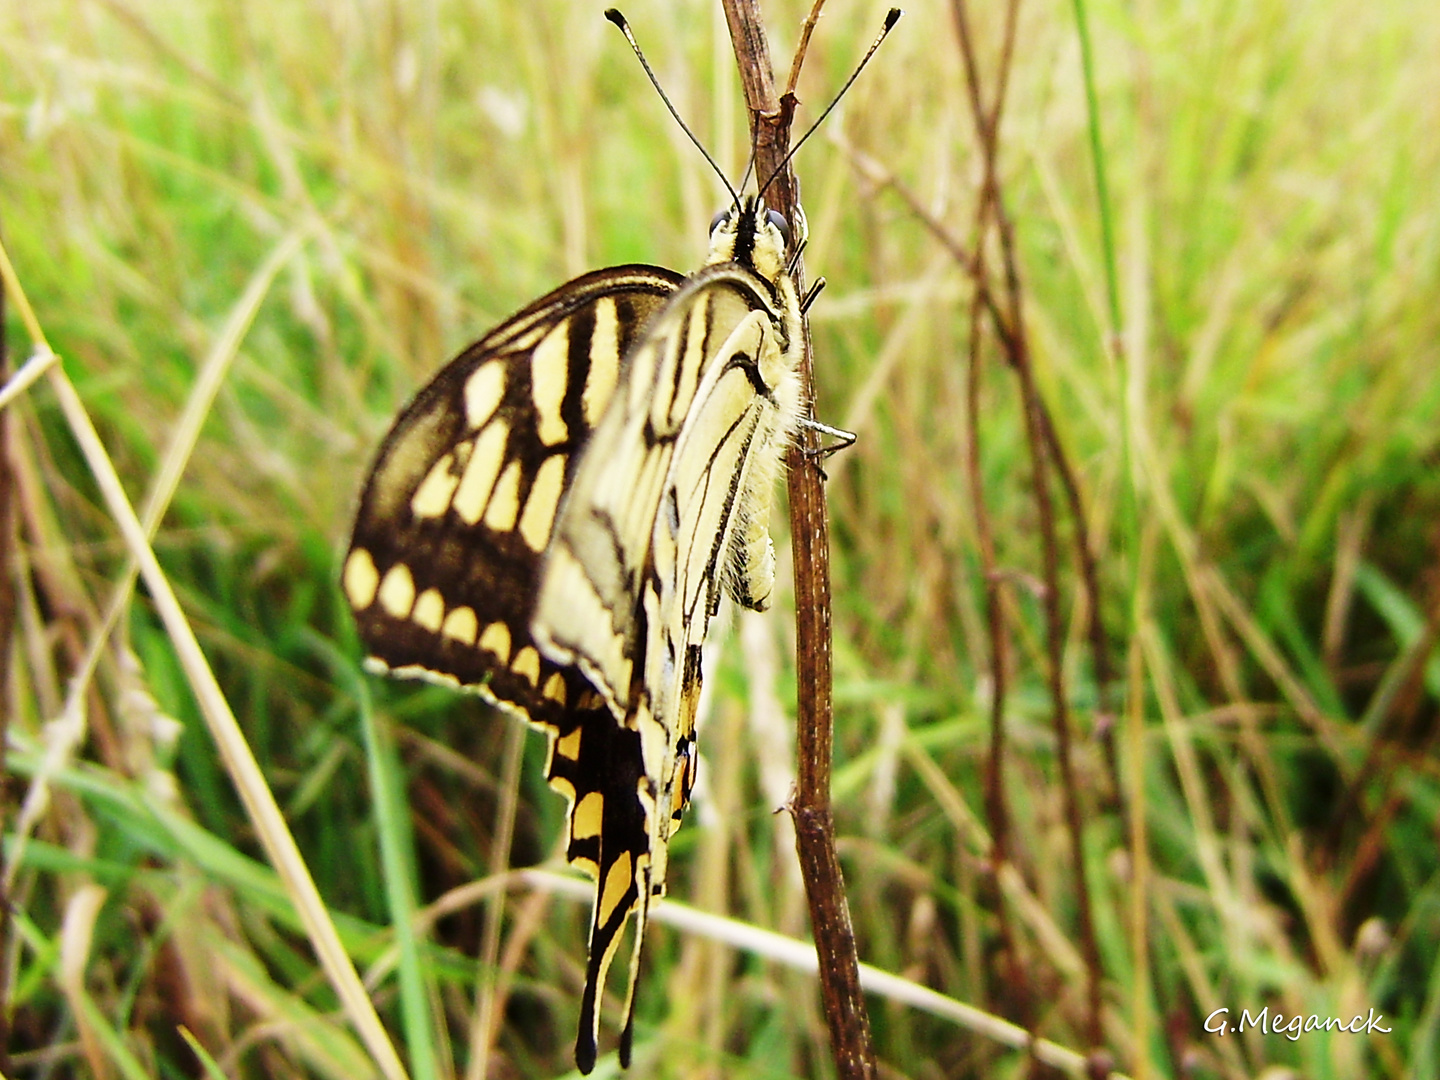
<box><xmin>345</xmin><ymin>265</ymin><xmax>682</xmax><ymax>720</ymax></box>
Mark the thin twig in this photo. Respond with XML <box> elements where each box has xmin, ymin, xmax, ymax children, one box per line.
<box><xmin>951</xmin><ymin>0</ymin><xmax>1034</xmax><ymax>1034</ymax></box>
<box><xmin>951</xmin><ymin>0</ymin><xmax>1106</xmax><ymax>1053</ymax></box>
<box><xmin>719</xmin><ymin>1</ymin><xmax>877</xmax><ymax>1077</ymax></box>
<box><xmin>782</xmin><ymin>0</ymin><xmax>827</xmax><ymax>100</ymax></box>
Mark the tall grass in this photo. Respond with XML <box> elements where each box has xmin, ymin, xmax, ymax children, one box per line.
<box><xmin>2</xmin><ymin>0</ymin><xmax>1438</xmax><ymax>1077</ymax></box>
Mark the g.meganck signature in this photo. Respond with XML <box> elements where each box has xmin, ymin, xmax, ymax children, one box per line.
<box><xmin>1205</xmin><ymin>1007</ymin><xmax>1392</xmax><ymax>1041</ymax></box>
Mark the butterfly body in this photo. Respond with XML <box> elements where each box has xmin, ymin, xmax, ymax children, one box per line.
<box><xmin>346</xmin><ymin>197</ymin><xmax>802</xmax><ymax>1072</ymax></box>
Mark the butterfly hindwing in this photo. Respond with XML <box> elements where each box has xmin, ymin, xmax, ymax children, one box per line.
<box><xmin>542</xmin><ymin>697</ymin><xmax>648</xmax><ymax>1074</ymax></box>
<box><xmin>531</xmin><ymin>200</ymin><xmax>804</xmax><ymax>1067</ymax></box>
<box><xmin>644</xmin><ymin>260</ymin><xmax>803</xmax><ymax>844</ymax></box>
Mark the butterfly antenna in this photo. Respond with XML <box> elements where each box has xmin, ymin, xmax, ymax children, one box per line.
<box><xmin>606</xmin><ymin>9</ymin><xmax>741</xmax><ymax>212</ymax></box>
<box><xmin>759</xmin><ymin>7</ymin><xmax>902</xmax><ymax>200</ymax></box>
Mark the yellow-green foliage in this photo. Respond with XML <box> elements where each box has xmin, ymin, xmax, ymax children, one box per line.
<box><xmin>2</xmin><ymin>0</ymin><xmax>1437</xmax><ymax>1077</ymax></box>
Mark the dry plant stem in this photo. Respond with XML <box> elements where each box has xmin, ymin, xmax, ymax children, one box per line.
<box><xmin>843</xmin><ymin>144</ymin><xmax>1120</xmax><ymax>825</ymax></box>
<box><xmin>720</xmin><ymin>1</ymin><xmax>877</xmax><ymax>1077</ymax></box>
<box><xmin>952</xmin><ymin>0</ymin><xmax>1030</xmax><ymax>1031</ymax></box>
<box><xmin>951</xmin><ymin>0</ymin><xmax>1105</xmax><ymax>1051</ymax></box>
<box><xmin>1035</xmin><ymin>403</ymin><xmax>1120</xmax><ymax>821</ymax></box>
<box><xmin>782</xmin><ymin>0</ymin><xmax>827</xmax><ymax>99</ymax></box>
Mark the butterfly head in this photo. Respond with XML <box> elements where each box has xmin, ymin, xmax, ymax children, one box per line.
<box><xmin>706</xmin><ymin>196</ymin><xmax>797</xmax><ymax>283</ymax></box>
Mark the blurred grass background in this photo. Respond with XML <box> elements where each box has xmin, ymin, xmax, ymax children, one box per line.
<box><xmin>3</xmin><ymin>0</ymin><xmax>1439</xmax><ymax>1077</ymax></box>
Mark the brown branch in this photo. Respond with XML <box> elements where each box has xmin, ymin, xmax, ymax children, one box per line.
<box><xmin>952</xmin><ymin>0</ymin><xmax>1035</xmax><ymax>1037</ymax></box>
<box><xmin>782</xmin><ymin>0</ymin><xmax>828</xmax><ymax>100</ymax></box>
<box><xmin>1034</xmin><ymin>400</ymin><xmax>1122</xmax><ymax>826</ymax></box>
<box><xmin>719</xmin><ymin>2</ymin><xmax>877</xmax><ymax>1077</ymax></box>
<box><xmin>952</xmin><ymin>0</ymin><xmax>1106</xmax><ymax>1054</ymax></box>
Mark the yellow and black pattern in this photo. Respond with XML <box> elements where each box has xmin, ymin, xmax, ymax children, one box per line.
<box><xmin>344</xmin><ymin>265</ymin><xmax>681</xmax><ymax>1072</ymax></box>
<box><xmin>532</xmin><ymin>198</ymin><xmax>804</xmax><ymax>1068</ymax></box>
<box><xmin>347</xmin><ymin>199</ymin><xmax>803</xmax><ymax>1074</ymax></box>
<box><xmin>346</xmin><ymin>264</ymin><xmax>682</xmax><ymax>714</ymax></box>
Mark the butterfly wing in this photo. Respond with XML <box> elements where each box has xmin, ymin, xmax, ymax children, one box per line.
<box><xmin>346</xmin><ymin>265</ymin><xmax>682</xmax><ymax>717</ymax></box>
<box><xmin>349</xmin><ymin>198</ymin><xmax>804</xmax><ymax>1075</ymax></box>
<box><xmin>532</xmin><ymin>267</ymin><xmax>785</xmax><ymax>707</ymax></box>
<box><xmin>644</xmin><ymin>263</ymin><xmax>804</xmax><ymax>841</ymax></box>
<box><xmin>343</xmin><ymin>265</ymin><xmax>683</xmax><ymax>1071</ymax></box>
<box><xmin>532</xmin><ymin>247</ymin><xmax>803</xmax><ymax>1069</ymax></box>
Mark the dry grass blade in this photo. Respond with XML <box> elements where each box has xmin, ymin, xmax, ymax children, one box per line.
<box><xmin>0</xmin><ymin>347</ymin><xmax>59</xmax><ymax>413</ymax></box>
<box><xmin>0</xmin><ymin>236</ymin><xmax>408</xmax><ymax>1078</ymax></box>
<box><xmin>42</xmin><ymin>361</ymin><xmax>409</xmax><ymax>1080</ymax></box>
<box><xmin>52</xmin><ymin>360</ymin><xmax>409</xmax><ymax>1079</ymax></box>
<box><xmin>520</xmin><ymin>870</ymin><xmax>1132</xmax><ymax>1080</ymax></box>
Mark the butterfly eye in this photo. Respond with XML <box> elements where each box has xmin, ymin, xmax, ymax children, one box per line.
<box><xmin>710</xmin><ymin>209</ymin><xmax>731</xmax><ymax>233</ymax></box>
<box><xmin>766</xmin><ymin>208</ymin><xmax>790</xmax><ymax>245</ymax></box>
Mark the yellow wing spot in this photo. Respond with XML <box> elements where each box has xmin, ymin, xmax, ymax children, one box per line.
<box><xmin>453</xmin><ymin>421</ymin><xmax>508</xmax><ymax>524</ymax></box>
<box><xmin>655</xmin><ymin>295</ymin><xmax>708</xmax><ymax>428</ymax></box>
<box><xmin>483</xmin><ymin>461</ymin><xmax>522</xmax><ymax>530</ymax></box>
<box><xmin>549</xmin><ymin>772</ymin><xmax>576</xmax><ymax>801</ymax></box>
<box><xmin>463</xmin><ymin>362</ymin><xmax>506</xmax><ymax>430</ymax></box>
<box><xmin>575</xmin><ymin>688</ymin><xmax>603</xmax><ymax>712</ymax></box>
<box><xmin>343</xmin><ymin>548</ymin><xmax>380</xmax><ymax>609</ymax></box>
<box><xmin>377</xmin><ymin>564</ymin><xmax>416</xmax><ymax>618</ymax></box>
<box><xmin>412</xmin><ymin>588</ymin><xmax>445</xmax><ymax>632</ymax></box>
<box><xmin>542</xmin><ymin>671</ymin><xmax>568</xmax><ymax>705</ymax></box>
<box><xmin>572</xmin><ymin>855</ymin><xmax>599</xmax><ymax>876</ymax></box>
<box><xmin>555</xmin><ymin>726</ymin><xmax>582</xmax><ymax>760</ymax></box>
<box><xmin>511</xmin><ymin>645</ymin><xmax>541</xmax><ymax>686</ymax></box>
<box><xmin>598</xmin><ymin>850</ymin><xmax>633</xmax><ymax>926</ymax></box>
<box><xmin>410</xmin><ymin>453</ymin><xmax>462</xmax><ymax>519</ymax></box>
<box><xmin>518</xmin><ymin>453</ymin><xmax>566</xmax><ymax>551</ymax></box>
<box><xmin>571</xmin><ymin>791</ymin><xmax>603</xmax><ymax>840</ymax></box>
<box><xmin>583</xmin><ymin>297</ymin><xmax>619</xmax><ymax>426</ymax></box>
<box><xmin>441</xmin><ymin>606</ymin><xmax>478</xmax><ymax>645</ymax></box>
<box><xmin>479</xmin><ymin>621</ymin><xmax>512</xmax><ymax>664</ymax></box>
<box><xmin>531</xmin><ymin>322</ymin><xmax>570</xmax><ymax>446</ymax></box>
<box><xmin>669</xmin><ymin>767</ymin><xmax>689</xmax><ymax>823</ymax></box>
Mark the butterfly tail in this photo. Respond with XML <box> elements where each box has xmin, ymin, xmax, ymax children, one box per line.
<box><xmin>617</xmin><ymin>864</ymin><xmax>654</xmax><ymax>1067</ymax></box>
<box><xmin>574</xmin><ymin>832</ymin><xmax>642</xmax><ymax>1074</ymax></box>
<box><xmin>557</xmin><ymin>709</ymin><xmax>651</xmax><ymax>1074</ymax></box>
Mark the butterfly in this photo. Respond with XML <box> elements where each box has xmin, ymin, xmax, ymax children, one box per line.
<box><xmin>344</xmin><ymin>194</ymin><xmax>806</xmax><ymax>1072</ymax></box>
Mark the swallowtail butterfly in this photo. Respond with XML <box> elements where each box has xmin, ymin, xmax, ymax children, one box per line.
<box><xmin>346</xmin><ymin>195</ymin><xmax>802</xmax><ymax>1069</ymax></box>
<box><xmin>344</xmin><ymin>8</ymin><xmax>896</xmax><ymax>1071</ymax></box>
